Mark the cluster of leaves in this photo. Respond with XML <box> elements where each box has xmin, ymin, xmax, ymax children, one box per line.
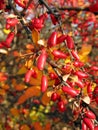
<box><xmin>0</xmin><ymin>0</ymin><xmax>98</xmax><ymax>129</ymax></box>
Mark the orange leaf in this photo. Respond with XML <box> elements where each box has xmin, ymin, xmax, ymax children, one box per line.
<box><xmin>17</xmin><ymin>94</ymin><xmax>27</xmax><ymax>105</ymax></box>
<box><xmin>33</xmin><ymin>122</ymin><xmax>43</xmax><ymax>130</ymax></box>
<box><xmin>17</xmin><ymin>66</ymin><xmax>27</xmax><ymax>75</ymax></box>
<box><xmin>44</xmin><ymin>122</ymin><xmax>51</xmax><ymax>130</ymax></box>
<box><xmin>41</xmin><ymin>91</ymin><xmax>51</xmax><ymax>105</ymax></box>
<box><xmin>20</xmin><ymin>124</ymin><xmax>30</xmax><ymax>130</ymax></box>
<box><xmin>32</xmin><ymin>28</ymin><xmax>40</xmax><ymax>44</ymax></box>
<box><xmin>29</xmin><ymin>77</ymin><xmax>41</xmax><ymax>86</ymax></box>
<box><xmin>17</xmin><ymin>86</ymin><xmax>41</xmax><ymax>104</ymax></box>
<box><xmin>24</xmin><ymin>86</ymin><xmax>41</xmax><ymax>98</ymax></box>
<box><xmin>29</xmin><ymin>67</ymin><xmax>42</xmax><ymax>85</ymax></box>
<box><xmin>10</xmin><ymin>108</ymin><xmax>19</xmax><ymax>117</ymax></box>
<box><xmin>0</xmin><ymin>89</ymin><xmax>6</xmax><ymax>96</ymax></box>
<box><xmin>25</xmin><ymin>59</ymin><xmax>33</xmax><ymax>69</ymax></box>
<box><xmin>1</xmin><ymin>84</ymin><xmax>9</xmax><ymax>90</ymax></box>
<box><xmin>26</xmin><ymin>44</ymin><xmax>34</xmax><ymax>50</ymax></box>
<box><xmin>14</xmin><ymin>84</ymin><xmax>26</xmax><ymax>91</ymax></box>
<box><xmin>79</xmin><ymin>43</ymin><xmax>92</xmax><ymax>56</ymax></box>
<box><xmin>48</xmin><ymin>79</ymin><xmax>55</xmax><ymax>86</ymax></box>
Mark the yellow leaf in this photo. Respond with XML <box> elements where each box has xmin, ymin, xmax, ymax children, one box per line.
<box><xmin>82</xmin><ymin>86</ymin><xmax>87</xmax><ymax>96</ymax></box>
<box><xmin>79</xmin><ymin>55</ymin><xmax>89</xmax><ymax>63</ymax></box>
<box><xmin>17</xmin><ymin>66</ymin><xmax>27</xmax><ymax>75</ymax></box>
<box><xmin>3</xmin><ymin>29</ymin><xmax>11</xmax><ymax>34</ymax></box>
<box><xmin>10</xmin><ymin>108</ymin><xmax>19</xmax><ymax>117</ymax></box>
<box><xmin>38</xmin><ymin>39</ymin><xmax>46</xmax><ymax>46</ymax></box>
<box><xmin>65</xmin><ymin>57</ymin><xmax>71</xmax><ymax>64</ymax></box>
<box><xmin>32</xmin><ymin>28</ymin><xmax>40</xmax><ymax>44</ymax></box>
<box><xmin>25</xmin><ymin>59</ymin><xmax>33</xmax><ymax>69</ymax></box>
<box><xmin>78</xmin><ymin>44</ymin><xmax>92</xmax><ymax>63</ymax></box>
<box><xmin>48</xmin><ymin>80</ymin><xmax>55</xmax><ymax>86</ymax></box>
<box><xmin>20</xmin><ymin>125</ymin><xmax>30</xmax><ymax>130</ymax></box>
<box><xmin>79</xmin><ymin>44</ymin><xmax>92</xmax><ymax>56</ymax></box>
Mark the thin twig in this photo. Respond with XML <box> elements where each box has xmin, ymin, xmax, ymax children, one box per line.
<box><xmin>59</xmin><ymin>6</ymin><xmax>98</xmax><ymax>15</ymax></box>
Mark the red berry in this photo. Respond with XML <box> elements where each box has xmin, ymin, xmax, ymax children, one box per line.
<box><xmin>85</xmin><ymin>110</ymin><xmax>96</xmax><ymax>119</ymax></box>
<box><xmin>94</xmin><ymin>86</ymin><xmax>98</xmax><ymax>97</ymax></box>
<box><xmin>83</xmin><ymin>117</ymin><xmax>94</xmax><ymax>130</ymax></box>
<box><xmin>56</xmin><ymin>34</ymin><xmax>67</xmax><ymax>44</ymax></box>
<box><xmin>51</xmin><ymin>92</ymin><xmax>60</xmax><ymax>101</ymax></box>
<box><xmin>52</xmin><ymin>50</ymin><xmax>67</xmax><ymax>59</ymax></box>
<box><xmin>25</xmin><ymin>69</ymin><xmax>35</xmax><ymax>83</ymax></box>
<box><xmin>58</xmin><ymin>100</ymin><xmax>66</xmax><ymax>112</ymax></box>
<box><xmin>94</xmin><ymin>126</ymin><xmax>98</xmax><ymax>130</ymax></box>
<box><xmin>62</xmin><ymin>86</ymin><xmax>79</xmax><ymax>97</ymax></box>
<box><xmin>49</xmin><ymin>72</ymin><xmax>58</xmax><ymax>79</ymax></box>
<box><xmin>37</xmin><ymin>49</ymin><xmax>47</xmax><ymax>70</ymax></box>
<box><xmin>41</xmin><ymin>75</ymin><xmax>48</xmax><ymax>92</ymax></box>
<box><xmin>47</xmin><ymin>31</ymin><xmax>57</xmax><ymax>47</ymax></box>
<box><xmin>66</xmin><ymin>35</ymin><xmax>74</xmax><ymax>49</ymax></box>
<box><xmin>82</xmin><ymin>121</ymin><xmax>88</xmax><ymax>130</ymax></box>
<box><xmin>71</xmin><ymin>50</ymin><xmax>80</xmax><ymax>61</ymax></box>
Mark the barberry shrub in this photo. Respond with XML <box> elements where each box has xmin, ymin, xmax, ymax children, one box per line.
<box><xmin>0</xmin><ymin>0</ymin><xmax>98</xmax><ymax>129</ymax></box>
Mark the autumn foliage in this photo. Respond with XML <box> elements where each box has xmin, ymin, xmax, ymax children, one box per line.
<box><xmin>0</xmin><ymin>0</ymin><xmax>98</xmax><ymax>129</ymax></box>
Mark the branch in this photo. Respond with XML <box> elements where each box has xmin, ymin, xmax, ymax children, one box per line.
<box><xmin>8</xmin><ymin>0</ymin><xmax>31</xmax><ymax>36</ymax></box>
<box><xmin>59</xmin><ymin>6</ymin><xmax>98</xmax><ymax>15</ymax></box>
<box><xmin>39</xmin><ymin>0</ymin><xmax>60</xmax><ymax>18</ymax></box>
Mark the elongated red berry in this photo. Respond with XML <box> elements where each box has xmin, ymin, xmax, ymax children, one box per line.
<box><xmin>3</xmin><ymin>32</ymin><xmax>15</xmax><ymax>48</ymax></box>
<box><xmin>85</xmin><ymin>110</ymin><xmax>96</xmax><ymax>119</ymax></box>
<box><xmin>83</xmin><ymin>117</ymin><xmax>94</xmax><ymax>130</ymax></box>
<box><xmin>57</xmin><ymin>34</ymin><xmax>67</xmax><ymax>44</ymax></box>
<box><xmin>52</xmin><ymin>50</ymin><xmax>67</xmax><ymax>59</ymax></box>
<box><xmin>50</xmin><ymin>14</ymin><xmax>58</xmax><ymax>25</ymax></box>
<box><xmin>39</xmin><ymin>13</ymin><xmax>48</xmax><ymax>24</ymax></box>
<box><xmin>41</xmin><ymin>75</ymin><xmax>48</xmax><ymax>92</ymax></box>
<box><xmin>25</xmin><ymin>69</ymin><xmax>35</xmax><ymax>83</ymax></box>
<box><xmin>62</xmin><ymin>86</ymin><xmax>79</xmax><ymax>97</ymax></box>
<box><xmin>75</xmin><ymin>71</ymin><xmax>88</xmax><ymax>79</ymax></box>
<box><xmin>47</xmin><ymin>31</ymin><xmax>57</xmax><ymax>47</ymax></box>
<box><xmin>57</xmin><ymin>100</ymin><xmax>66</xmax><ymax>112</ymax></box>
<box><xmin>94</xmin><ymin>126</ymin><xmax>98</xmax><ymax>130</ymax></box>
<box><xmin>75</xmin><ymin>79</ymin><xmax>84</xmax><ymax>88</ymax></box>
<box><xmin>37</xmin><ymin>49</ymin><xmax>47</xmax><ymax>70</ymax></box>
<box><xmin>87</xmin><ymin>84</ymin><xmax>93</xmax><ymax>98</ymax></box>
<box><xmin>90</xmin><ymin>66</ymin><xmax>98</xmax><ymax>71</ymax></box>
<box><xmin>82</xmin><ymin>121</ymin><xmax>88</xmax><ymax>130</ymax></box>
<box><xmin>71</xmin><ymin>50</ymin><xmax>80</xmax><ymax>61</ymax></box>
<box><xmin>73</xmin><ymin>61</ymin><xmax>84</xmax><ymax>67</ymax></box>
<box><xmin>66</xmin><ymin>35</ymin><xmax>74</xmax><ymax>49</ymax></box>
